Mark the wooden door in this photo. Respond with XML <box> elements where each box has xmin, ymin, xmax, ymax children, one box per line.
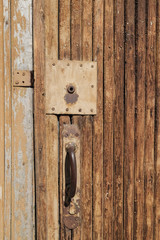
<box><xmin>33</xmin><ymin>0</ymin><xmax>160</xmax><ymax>239</ymax></box>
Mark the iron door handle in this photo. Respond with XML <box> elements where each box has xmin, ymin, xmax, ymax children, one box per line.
<box><xmin>65</xmin><ymin>143</ymin><xmax>77</xmax><ymax>206</ymax></box>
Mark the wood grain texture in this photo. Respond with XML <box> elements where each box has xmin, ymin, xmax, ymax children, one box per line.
<box><xmin>113</xmin><ymin>0</ymin><xmax>124</xmax><ymax>239</ymax></box>
<box><xmin>46</xmin><ymin>115</ymin><xmax>59</xmax><ymax>239</ymax></box>
<box><xmin>155</xmin><ymin>1</ymin><xmax>160</xmax><ymax>239</ymax></box>
<box><xmin>144</xmin><ymin>1</ymin><xmax>156</xmax><ymax>239</ymax></box>
<box><xmin>103</xmin><ymin>0</ymin><xmax>114</xmax><ymax>239</ymax></box>
<box><xmin>11</xmin><ymin>0</ymin><xmax>34</xmax><ymax>239</ymax></box>
<box><xmin>59</xmin><ymin>1</ymin><xmax>71</xmax><ymax>238</ymax></box>
<box><xmin>81</xmin><ymin>1</ymin><xmax>93</xmax><ymax>238</ymax></box>
<box><xmin>134</xmin><ymin>0</ymin><xmax>146</xmax><ymax>239</ymax></box>
<box><xmin>0</xmin><ymin>1</ymin><xmax>4</xmax><ymax>239</ymax></box>
<box><xmin>92</xmin><ymin>0</ymin><xmax>103</xmax><ymax>239</ymax></box>
<box><xmin>3</xmin><ymin>0</ymin><xmax>12</xmax><ymax>239</ymax></box>
<box><xmin>71</xmin><ymin>1</ymin><xmax>82</xmax><ymax>238</ymax></box>
<box><xmin>124</xmin><ymin>0</ymin><xmax>135</xmax><ymax>239</ymax></box>
<box><xmin>34</xmin><ymin>0</ymin><xmax>47</xmax><ymax>238</ymax></box>
<box><xmin>45</xmin><ymin>0</ymin><xmax>59</xmax><ymax>238</ymax></box>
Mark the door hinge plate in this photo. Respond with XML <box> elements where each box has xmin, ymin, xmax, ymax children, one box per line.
<box><xmin>13</xmin><ymin>70</ymin><xmax>34</xmax><ymax>87</ymax></box>
<box><xmin>46</xmin><ymin>60</ymin><xmax>97</xmax><ymax>115</ymax></box>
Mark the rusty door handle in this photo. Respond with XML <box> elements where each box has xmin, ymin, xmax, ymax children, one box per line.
<box><xmin>65</xmin><ymin>143</ymin><xmax>77</xmax><ymax>206</ymax></box>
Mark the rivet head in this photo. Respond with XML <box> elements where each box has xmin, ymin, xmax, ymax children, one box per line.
<box><xmin>90</xmin><ymin>109</ymin><xmax>93</xmax><ymax>112</ymax></box>
<box><xmin>79</xmin><ymin>108</ymin><xmax>82</xmax><ymax>112</ymax></box>
<box><xmin>66</xmin><ymin>108</ymin><xmax>69</xmax><ymax>112</ymax></box>
<box><xmin>80</xmin><ymin>64</ymin><xmax>83</xmax><ymax>67</ymax></box>
<box><xmin>91</xmin><ymin>65</ymin><xmax>94</xmax><ymax>68</ymax></box>
<box><xmin>52</xmin><ymin>63</ymin><xmax>55</xmax><ymax>66</ymax></box>
<box><xmin>91</xmin><ymin>85</ymin><xmax>94</xmax><ymax>88</ymax></box>
<box><xmin>52</xmin><ymin>107</ymin><xmax>55</xmax><ymax>111</ymax></box>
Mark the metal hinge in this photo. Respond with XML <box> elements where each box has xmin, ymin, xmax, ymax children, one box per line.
<box><xmin>13</xmin><ymin>70</ymin><xmax>34</xmax><ymax>87</ymax></box>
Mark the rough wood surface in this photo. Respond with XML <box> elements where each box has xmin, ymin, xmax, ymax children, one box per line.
<box><xmin>80</xmin><ymin>1</ymin><xmax>93</xmax><ymax>238</ymax></box>
<box><xmin>144</xmin><ymin>1</ymin><xmax>156</xmax><ymax>239</ymax></box>
<box><xmin>0</xmin><ymin>1</ymin><xmax>4</xmax><ymax>239</ymax></box>
<box><xmin>134</xmin><ymin>1</ymin><xmax>146</xmax><ymax>239</ymax></box>
<box><xmin>92</xmin><ymin>0</ymin><xmax>104</xmax><ymax>238</ymax></box>
<box><xmin>124</xmin><ymin>0</ymin><xmax>135</xmax><ymax>239</ymax></box>
<box><xmin>155</xmin><ymin>1</ymin><xmax>160</xmax><ymax>238</ymax></box>
<box><xmin>59</xmin><ymin>1</ymin><xmax>71</xmax><ymax>238</ymax></box>
<box><xmin>45</xmin><ymin>0</ymin><xmax>59</xmax><ymax>238</ymax></box>
<box><xmin>71</xmin><ymin>1</ymin><xmax>82</xmax><ymax>238</ymax></box>
<box><xmin>3</xmin><ymin>0</ymin><xmax>12</xmax><ymax>239</ymax></box>
<box><xmin>34</xmin><ymin>0</ymin><xmax>47</xmax><ymax>238</ymax></box>
<box><xmin>113</xmin><ymin>1</ymin><xmax>124</xmax><ymax>239</ymax></box>
<box><xmin>11</xmin><ymin>0</ymin><xmax>34</xmax><ymax>239</ymax></box>
<box><xmin>103</xmin><ymin>1</ymin><xmax>114</xmax><ymax>239</ymax></box>
<box><xmin>46</xmin><ymin>115</ymin><xmax>59</xmax><ymax>239</ymax></box>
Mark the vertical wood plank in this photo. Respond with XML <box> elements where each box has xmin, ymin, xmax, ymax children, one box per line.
<box><xmin>92</xmin><ymin>0</ymin><xmax>103</xmax><ymax>239</ymax></box>
<box><xmin>59</xmin><ymin>1</ymin><xmax>71</xmax><ymax>239</ymax></box>
<box><xmin>11</xmin><ymin>0</ymin><xmax>34</xmax><ymax>239</ymax></box>
<box><xmin>71</xmin><ymin>1</ymin><xmax>81</xmax><ymax>238</ymax></box>
<box><xmin>144</xmin><ymin>1</ymin><xmax>156</xmax><ymax>239</ymax></box>
<box><xmin>155</xmin><ymin>1</ymin><xmax>160</xmax><ymax>238</ymax></box>
<box><xmin>12</xmin><ymin>89</ymin><xmax>34</xmax><ymax>240</ymax></box>
<box><xmin>134</xmin><ymin>0</ymin><xmax>146</xmax><ymax>239</ymax></box>
<box><xmin>103</xmin><ymin>0</ymin><xmax>114</xmax><ymax>239</ymax></box>
<box><xmin>113</xmin><ymin>0</ymin><xmax>124</xmax><ymax>239</ymax></box>
<box><xmin>34</xmin><ymin>0</ymin><xmax>47</xmax><ymax>238</ymax></box>
<box><xmin>45</xmin><ymin>0</ymin><xmax>59</xmax><ymax>239</ymax></box>
<box><xmin>46</xmin><ymin>115</ymin><xmax>59</xmax><ymax>239</ymax></box>
<box><xmin>3</xmin><ymin>0</ymin><xmax>12</xmax><ymax>238</ymax></box>
<box><xmin>81</xmin><ymin>0</ymin><xmax>93</xmax><ymax>238</ymax></box>
<box><xmin>124</xmin><ymin>0</ymin><xmax>135</xmax><ymax>239</ymax></box>
<box><xmin>0</xmin><ymin>0</ymin><xmax>4</xmax><ymax>239</ymax></box>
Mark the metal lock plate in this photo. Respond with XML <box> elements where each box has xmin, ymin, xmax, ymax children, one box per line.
<box><xmin>46</xmin><ymin>60</ymin><xmax>97</xmax><ymax>115</ymax></box>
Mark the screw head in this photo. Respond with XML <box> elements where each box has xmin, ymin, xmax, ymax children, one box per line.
<box><xmin>66</xmin><ymin>108</ymin><xmax>69</xmax><ymax>112</ymax></box>
<box><xmin>52</xmin><ymin>107</ymin><xmax>55</xmax><ymax>111</ymax></box>
<box><xmin>79</xmin><ymin>108</ymin><xmax>82</xmax><ymax>112</ymax></box>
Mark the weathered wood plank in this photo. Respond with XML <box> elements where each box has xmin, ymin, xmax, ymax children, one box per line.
<box><xmin>103</xmin><ymin>0</ymin><xmax>114</xmax><ymax>239</ymax></box>
<box><xmin>92</xmin><ymin>0</ymin><xmax>103</xmax><ymax>238</ymax></box>
<box><xmin>124</xmin><ymin>0</ymin><xmax>135</xmax><ymax>239</ymax></box>
<box><xmin>155</xmin><ymin>1</ymin><xmax>160</xmax><ymax>238</ymax></box>
<box><xmin>3</xmin><ymin>0</ymin><xmax>12</xmax><ymax>238</ymax></box>
<box><xmin>134</xmin><ymin>0</ymin><xmax>146</xmax><ymax>239</ymax></box>
<box><xmin>0</xmin><ymin>0</ymin><xmax>4</xmax><ymax>239</ymax></box>
<box><xmin>144</xmin><ymin>1</ymin><xmax>156</xmax><ymax>239</ymax></box>
<box><xmin>80</xmin><ymin>1</ymin><xmax>93</xmax><ymax>238</ymax></box>
<box><xmin>113</xmin><ymin>0</ymin><xmax>124</xmax><ymax>239</ymax></box>
<box><xmin>11</xmin><ymin>0</ymin><xmax>34</xmax><ymax>239</ymax></box>
<box><xmin>12</xmin><ymin>89</ymin><xmax>34</xmax><ymax>240</ymax></box>
<box><xmin>59</xmin><ymin>1</ymin><xmax>71</xmax><ymax>239</ymax></box>
<box><xmin>71</xmin><ymin>1</ymin><xmax>81</xmax><ymax>238</ymax></box>
<box><xmin>46</xmin><ymin>115</ymin><xmax>59</xmax><ymax>239</ymax></box>
<box><xmin>45</xmin><ymin>0</ymin><xmax>59</xmax><ymax>238</ymax></box>
<box><xmin>34</xmin><ymin>0</ymin><xmax>47</xmax><ymax>238</ymax></box>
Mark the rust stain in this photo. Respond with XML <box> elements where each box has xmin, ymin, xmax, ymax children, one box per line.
<box><xmin>64</xmin><ymin>92</ymin><xmax>79</xmax><ymax>104</ymax></box>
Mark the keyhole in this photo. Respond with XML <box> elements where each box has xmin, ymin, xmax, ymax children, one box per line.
<box><xmin>67</xmin><ymin>85</ymin><xmax>75</xmax><ymax>94</ymax></box>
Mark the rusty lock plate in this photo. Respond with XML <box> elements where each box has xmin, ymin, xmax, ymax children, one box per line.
<box><xmin>45</xmin><ymin>60</ymin><xmax>97</xmax><ymax>115</ymax></box>
<box><xmin>62</xmin><ymin>125</ymin><xmax>81</xmax><ymax>229</ymax></box>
